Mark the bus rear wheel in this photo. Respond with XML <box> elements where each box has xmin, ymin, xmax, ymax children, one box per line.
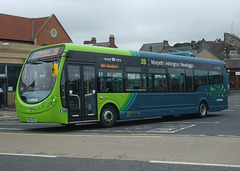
<box><xmin>100</xmin><ymin>105</ymin><xmax>117</xmax><ymax>128</ymax></box>
<box><xmin>198</xmin><ymin>101</ymin><xmax>208</xmax><ymax>118</ymax></box>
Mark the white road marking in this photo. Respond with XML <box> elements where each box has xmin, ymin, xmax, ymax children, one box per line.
<box><xmin>0</xmin><ymin>152</ymin><xmax>56</xmax><ymax>158</ymax></box>
<box><xmin>0</xmin><ymin>128</ymin><xmax>24</xmax><ymax>131</ymax></box>
<box><xmin>166</xmin><ymin>118</ymin><xmax>230</xmax><ymax>124</ymax></box>
<box><xmin>223</xmin><ymin>109</ymin><xmax>235</xmax><ymax>112</ymax></box>
<box><xmin>172</xmin><ymin>124</ymin><xmax>196</xmax><ymax>133</ymax></box>
<box><xmin>149</xmin><ymin>160</ymin><xmax>240</xmax><ymax>168</ymax></box>
<box><xmin>146</xmin><ymin>124</ymin><xmax>196</xmax><ymax>133</ymax></box>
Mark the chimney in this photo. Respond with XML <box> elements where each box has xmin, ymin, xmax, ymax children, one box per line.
<box><xmin>84</xmin><ymin>37</ymin><xmax>97</xmax><ymax>44</ymax></box>
<box><xmin>214</xmin><ymin>39</ymin><xmax>223</xmax><ymax>53</ymax></box>
<box><xmin>163</xmin><ymin>40</ymin><xmax>169</xmax><ymax>48</ymax></box>
<box><xmin>91</xmin><ymin>37</ymin><xmax>96</xmax><ymax>43</ymax></box>
<box><xmin>109</xmin><ymin>35</ymin><xmax>115</xmax><ymax>44</ymax></box>
<box><xmin>109</xmin><ymin>34</ymin><xmax>118</xmax><ymax>48</ymax></box>
<box><xmin>191</xmin><ymin>41</ymin><xmax>196</xmax><ymax>49</ymax></box>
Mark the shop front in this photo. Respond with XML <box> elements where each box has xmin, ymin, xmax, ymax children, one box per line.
<box><xmin>228</xmin><ymin>70</ymin><xmax>240</xmax><ymax>89</ymax></box>
<box><xmin>0</xmin><ymin>77</ymin><xmax>8</xmax><ymax>108</ymax></box>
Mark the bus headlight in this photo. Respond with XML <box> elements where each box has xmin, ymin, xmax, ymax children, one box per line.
<box><xmin>47</xmin><ymin>96</ymin><xmax>57</xmax><ymax>110</ymax></box>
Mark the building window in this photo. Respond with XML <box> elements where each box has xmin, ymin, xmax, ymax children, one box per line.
<box><xmin>0</xmin><ymin>64</ymin><xmax>6</xmax><ymax>77</ymax></box>
<box><xmin>51</xmin><ymin>29</ymin><xmax>57</xmax><ymax>37</ymax></box>
<box><xmin>7</xmin><ymin>64</ymin><xmax>22</xmax><ymax>91</ymax></box>
<box><xmin>229</xmin><ymin>50</ymin><xmax>237</xmax><ymax>56</ymax></box>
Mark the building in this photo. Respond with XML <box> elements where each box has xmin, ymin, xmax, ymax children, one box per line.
<box><xmin>140</xmin><ymin>40</ymin><xmax>198</xmax><ymax>56</ymax></box>
<box><xmin>224</xmin><ymin>33</ymin><xmax>240</xmax><ymax>89</ymax></box>
<box><xmin>139</xmin><ymin>34</ymin><xmax>240</xmax><ymax>90</ymax></box>
<box><xmin>139</xmin><ymin>41</ymin><xmax>169</xmax><ymax>53</ymax></box>
<box><xmin>84</xmin><ymin>35</ymin><xmax>118</xmax><ymax>48</ymax></box>
<box><xmin>196</xmin><ymin>38</ymin><xmax>225</xmax><ymax>60</ymax></box>
<box><xmin>0</xmin><ymin>13</ymin><xmax>72</xmax><ymax>107</ymax></box>
<box><xmin>0</xmin><ymin>13</ymin><xmax>72</xmax><ymax>45</ymax></box>
<box><xmin>224</xmin><ymin>58</ymin><xmax>240</xmax><ymax>89</ymax></box>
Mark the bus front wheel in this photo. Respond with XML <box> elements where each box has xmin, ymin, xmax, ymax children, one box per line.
<box><xmin>100</xmin><ymin>105</ymin><xmax>117</xmax><ymax>128</ymax></box>
<box><xmin>198</xmin><ymin>101</ymin><xmax>208</xmax><ymax>118</ymax></box>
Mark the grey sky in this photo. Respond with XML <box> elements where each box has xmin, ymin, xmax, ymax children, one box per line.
<box><xmin>2</xmin><ymin>0</ymin><xmax>240</xmax><ymax>50</ymax></box>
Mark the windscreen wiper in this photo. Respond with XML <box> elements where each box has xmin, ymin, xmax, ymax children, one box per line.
<box><xmin>26</xmin><ymin>60</ymin><xmax>43</xmax><ymax>64</ymax></box>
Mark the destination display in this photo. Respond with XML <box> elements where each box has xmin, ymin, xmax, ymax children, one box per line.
<box><xmin>149</xmin><ymin>59</ymin><xmax>194</xmax><ymax>69</ymax></box>
<box><xmin>28</xmin><ymin>46</ymin><xmax>64</xmax><ymax>60</ymax></box>
<box><xmin>100</xmin><ymin>64</ymin><xmax>119</xmax><ymax>69</ymax></box>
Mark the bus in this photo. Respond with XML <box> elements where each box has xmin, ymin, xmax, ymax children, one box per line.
<box><xmin>16</xmin><ymin>44</ymin><xmax>228</xmax><ymax>127</ymax></box>
<box><xmin>164</xmin><ymin>51</ymin><xmax>195</xmax><ymax>57</ymax></box>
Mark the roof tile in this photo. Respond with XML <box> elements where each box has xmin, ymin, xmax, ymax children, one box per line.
<box><xmin>0</xmin><ymin>13</ymin><xmax>49</xmax><ymax>42</ymax></box>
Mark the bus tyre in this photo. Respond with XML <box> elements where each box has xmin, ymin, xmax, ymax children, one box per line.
<box><xmin>198</xmin><ymin>101</ymin><xmax>208</xmax><ymax>118</ymax></box>
<box><xmin>100</xmin><ymin>105</ymin><xmax>117</xmax><ymax>128</ymax></box>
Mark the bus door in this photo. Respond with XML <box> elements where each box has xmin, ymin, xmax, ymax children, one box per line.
<box><xmin>67</xmin><ymin>64</ymin><xmax>97</xmax><ymax>122</ymax></box>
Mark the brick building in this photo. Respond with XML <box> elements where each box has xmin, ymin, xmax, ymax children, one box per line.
<box><xmin>0</xmin><ymin>13</ymin><xmax>72</xmax><ymax>107</ymax></box>
<box><xmin>224</xmin><ymin>33</ymin><xmax>240</xmax><ymax>89</ymax></box>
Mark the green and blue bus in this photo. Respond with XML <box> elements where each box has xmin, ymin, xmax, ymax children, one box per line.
<box><xmin>16</xmin><ymin>44</ymin><xmax>228</xmax><ymax>127</ymax></box>
<box><xmin>164</xmin><ymin>51</ymin><xmax>195</xmax><ymax>57</ymax></box>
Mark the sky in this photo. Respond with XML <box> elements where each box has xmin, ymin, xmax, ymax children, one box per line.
<box><xmin>1</xmin><ymin>0</ymin><xmax>240</xmax><ymax>50</ymax></box>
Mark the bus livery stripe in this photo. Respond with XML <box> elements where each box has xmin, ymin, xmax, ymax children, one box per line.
<box><xmin>120</xmin><ymin>93</ymin><xmax>138</xmax><ymax>115</ymax></box>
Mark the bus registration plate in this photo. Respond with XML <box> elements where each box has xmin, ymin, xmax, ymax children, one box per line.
<box><xmin>27</xmin><ymin>118</ymin><xmax>36</xmax><ymax>123</ymax></box>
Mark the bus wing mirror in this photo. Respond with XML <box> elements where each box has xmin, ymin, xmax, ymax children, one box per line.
<box><xmin>52</xmin><ymin>64</ymin><xmax>58</xmax><ymax>76</ymax></box>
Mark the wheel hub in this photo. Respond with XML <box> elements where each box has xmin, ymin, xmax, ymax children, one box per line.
<box><xmin>104</xmin><ymin>110</ymin><xmax>113</xmax><ymax>123</ymax></box>
<box><xmin>200</xmin><ymin>104</ymin><xmax>206</xmax><ymax>115</ymax></box>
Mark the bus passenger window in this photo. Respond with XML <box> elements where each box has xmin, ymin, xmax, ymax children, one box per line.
<box><xmin>168</xmin><ymin>68</ymin><xmax>185</xmax><ymax>92</ymax></box>
<box><xmin>209</xmin><ymin>71</ymin><xmax>223</xmax><ymax>84</ymax></box>
<box><xmin>194</xmin><ymin>70</ymin><xmax>208</xmax><ymax>87</ymax></box>
<box><xmin>125</xmin><ymin>66</ymin><xmax>146</xmax><ymax>92</ymax></box>
<box><xmin>149</xmin><ymin>74</ymin><xmax>167</xmax><ymax>92</ymax></box>
<box><xmin>148</xmin><ymin>68</ymin><xmax>167</xmax><ymax>92</ymax></box>
<box><xmin>126</xmin><ymin>73</ymin><xmax>146</xmax><ymax>91</ymax></box>
<box><xmin>98</xmin><ymin>69</ymin><xmax>123</xmax><ymax>92</ymax></box>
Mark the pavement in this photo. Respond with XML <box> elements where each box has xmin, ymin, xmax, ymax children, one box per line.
<box><xmin>0</xmin><ymin>107</ymin><xmax>18</xmax><ymax>121</ymax></box>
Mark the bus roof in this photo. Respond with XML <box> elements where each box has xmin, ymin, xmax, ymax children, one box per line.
<box><xmin>135</xmin><ymin>50</ymin><xmax>225</xmax><ymax>66</ymax></box>
<box><xmin>163</xmin><ymin>51</ymin><xmax>194</xmax><ymax>57</ymax></box>
<box><xmin>31</xmin><ymin>43</ymin><xmax>225</xmax><ymax>66</ymax></box>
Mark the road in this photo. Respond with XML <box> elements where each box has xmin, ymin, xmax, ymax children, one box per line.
<box><xmin>0</xmin><ymin>91</ymin><xmax>240</xmax><ymax>170</ymax></box>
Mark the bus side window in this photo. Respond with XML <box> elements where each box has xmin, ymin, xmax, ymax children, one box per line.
<box><xmin>209</xmin><ymin>71</ymin><xmax>223</xmax><ymax>84</ymax></box>
<box><xmin>168</xmin><ymin>68</ymin><xmax>185</xmax><ymax>92</ymax></box>
<box><xmin>194</xmin><ymin>70</ymin><xmax>208</xmax><ymax>88</ymax></box>
<box><xmin>148</xmin><ymin>68</ymin><xmax>167</xmax><ymax>92</ymax></box>
<box><xmin>125</xmin><ymin>67</ymin><xmax>146</xmax><ymax>92</ymax></box>
<box><xmin>149</xmin><ymin>74</ymin><xmax>167</xmax><ymax>92</ymax></box>
<box><xmin>98</xmin><ymin>69</ymin><xmax>123</xmax><ymax>92</ymax></box>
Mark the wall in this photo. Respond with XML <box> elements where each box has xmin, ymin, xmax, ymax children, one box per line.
<box><xmin>35</xmin><ymin>15</ymin><xmax>72</xmax><ymax>46</ymax></box>
<box><xmin>196</xmin><ymin>49</ymin><xmax>219</xmax><ymax>60</ymax></box>
<box><xmin>0</xmin><ymin>41</ymin><xmax>40</xmax><ymax>106</ymax></box>
<box><xmin>0</xmin><ymin>41</ymin><xmax>40</xmax><ymax>64</ymax></box>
